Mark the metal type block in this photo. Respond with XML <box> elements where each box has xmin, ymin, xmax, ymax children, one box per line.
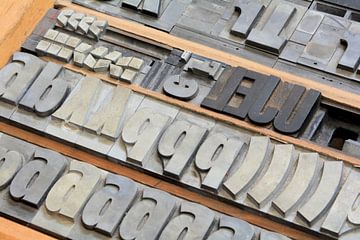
<box><xmin>224</xmin><ymin>136</ymin><xmax>271</xmax><ymax>197</ymax></box>
<box><xmin>65</xmin><ymin>36</ymin><xmax>81</xmax><ymax>48</ymax></box>
<box><xmin>158</xmin><ymin>120</ymin><xmax>207</xmax><ymax>179</ymax></box>
<box><xmin>119</xmin><ymin>188</ymin><xmax>177</xmax><ymax>240</ymax></box>
<box><xmin>231</xmin><ymin>0</ymin><xmax>265</xmax><ymax>38</ymax></box>
<box><xmin>201</xmin><ymin>67</ymin><xmax>246</xmax><ymax>112</ymax></box>
<box><xmin>52</xmin><ymin>76</ymin><xmax>101</xmax><ymax>127</ymax></box>
<box><xmin>0</xmin><ymin>134</ymin><xmax>37</xmax><ymax>161</ymax></box>
<box><xmin>120</xmin><ymin>69</ymin><xmax>138</xmax><ymax>83</ymax></box>
<box><xmin>74</xmin><ymin>52</ymin><xmax>87</xmax><ymax>67</ymax></box>
<box><xmin>107</xmin><ymin>92</ymin><xmax>144</xmax><ymax>162</ymax></box>
<box><xmin>104</xmin><ymin>51</ymin><xmax>122</xmax><ymax>63</ymax></box>
<box><xmin>75</xmin><ymin>43</ymin><xmax>93</xmax><ymax>53</ymax></box>
<box><xmin>273</xmin><ymin>86</ymin><xmax>320</xmax><ymax>134</ymax></box>
<box><xmin>82</xmin><ymin>173</ymin><xmax>137</xmax><ymax>236</ymax></box>
<box><xmin>35</xmin><ymin>40</ymin><xmax>51</xmax><ymax>55</ymax></box>
<box><xmin>122</xmin><ymin>108</ymin><xmax>171</xmax><ymax>166</ymax></box>
<box><xmin>68</xmin><ymin>12</ymin><xmax>85</xmax><ymax>31</ymax></box>
<box><xmin>162</xmin><ymin>74</ymin><xmax>199</xmax><ymax>101</ymax></box>
<box><xmin>91</xmin><ymin>46</ymin><xmax>109</xmax><ymax>58</ymax></box>
<box><xmin>9</xmin><ymin>148</ymin><xmax>67</xmax><ymax>208</ymax></box>
<box><xmin>343</xmin><ymin>139</ymin><xmax>360</xmax><ymax>158</ymax></box>
<box><xmin>246</xmin><ymin>3</ymin><xmax>296</xmax><ymax>54</ymax></box>
<box><xmin>84</xmin><ymin>86</ymin><xmax>131</xmax><ymax>140</ymax></box>
<box><xmin>321</xmin><ymin>0</ymin><xmax>360</xmax><ymax>11</ymax></box>
<box><xmin>84</xmin><ymin>54</ymin><xmax>96</xmax><ymax>70</ymax></box>
<box><xmin>45</xmin><ymin>160</ymin><xmax>101</xmax><ymax>219</ymax></box>
<box><xmin>44</xmin><ymin>29</ymin><xmax>59</xmax><ymax>41</ymax></box>
<box><xmin>338</xmin><ymin>31</ymin><xmax>360</xmax><ymax>72</ymax></box>
<box><xmin>54</xmin><ymin>32</ymin><xmax>70</xmax><ymax>44</ymax></box>
<box><xmin>0</xmin><ymin>52</ymin><xmax>44</xmax><ymax>105</ymax></box>
<box><xmin>142</xmin><ymin>0</ymin><xmax>161</xmax><ymax>17</ymax></box>
<box><xmin>248</xmin><ymin>145</ymin><xmax>296</xmax><ymax>208</ymax></box>
<box><xmin>321</xmin><ymin>169</ymin><xmax>360</xmax><ymax>236</ymax></box>
<box><xmin>47</xmin><ymin>43</ymin><xmax>62</xmax><ymax>57</ymax></box>
<box><xmin>56</xmin><ymin>10</ymin><xmax>74</xmax><ymax>27</ymax></box>
<box><xmin>109</xmin><ymin>64</ymin><xmax>123</xmax><ymax>80</ymax></box>
<box><xmin>159</xmin><ymin>201</ymin><xmax>215</xmax><ymax>240</ymax></box>
<box><xmin>57</xmin><ymin>47</ymin><xmax>73</xmax><ymax>62</ymax></box>
<box><xmin>116</xmin><ymin>56</ymin><xmax>132</xmax><ymax>67</ymax></box>
<box><xmin>94</xmin><ymin>59</ymin><xmax>111</xmax><ymax>72</ymax></box>
<box><xmin>89</xmin><ymin>20</ymin><xmax>108</xmax><ymax>39</ymax></box>
<box><xmin>272</xmin><ymin>153</ymin><xmax>323</xmax><ymax>217</ymax></box>
<box><xmin>128</xmin><ymin>57</ymin><xmax>144</xmax><ymax>70</ymax></box>
<box><xmin>207</xmin><ymin>215</ymin><xmax>255</xmax><ymax>240</ymax></box>
<box><xmin>195</xmin><ymin>133</ymin><xmax>244</xmax><ymax>192</ymax></box>
<box><xmin>78</xmin><ymin>16</ymin><xmax>96</xmax><ymax>34</ymax></box>
<box><xmin>298</xmin><ymin>161</ymin><xmax>343</xmax><ymax>226</ymax></box>
<box><xmin>184</xmin><ymin>58</ymin><xmax>223</xmax><ymax>80</ymax></box>
<box><xmin>0</xmin><ymin>147</ymin><xmax>24</xmax><ymax>190</ymax></box>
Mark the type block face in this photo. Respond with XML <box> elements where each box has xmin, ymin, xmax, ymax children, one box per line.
<box><xmin>3</xmin><ymin>7</ymin><xmax>360</xmax><ymax>239</ymax></box>
<box><xmin>122</xmin><ymin>108</ymin><xmax>171</xmax><ymax>166</ymax></box>
<box><xmin>119</xmin><ymin>188</ymin><xmax>177</xmax><ymax>240</ymax></box>
<box><xmin>73</xmin><ymin>0</ymin><xmax>190</xmax><ymax>32</ymax></box>
<box><xmin>81</xmin><ymin>174</ymin><xmax>138</xmax><ymax>236</ymax></box>
<box><xmin>0</xmin><ymin>133</ymin><xmax>296</xmax><ymax>240</ymax></box>
<box><xmin>0</xmin><ymin>52</ymin><xmax>44</xmax><ymax>105</ymax></box>
<box><xmin>9</xmin><ymin>149</ymin><xmax>67</xmax><ymax>208</ymax></box>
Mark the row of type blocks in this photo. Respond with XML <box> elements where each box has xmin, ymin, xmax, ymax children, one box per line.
<box><xmin>0</xmin><ymin>52</ymin><xmax>358</xmax><ymax>238</ymax></box>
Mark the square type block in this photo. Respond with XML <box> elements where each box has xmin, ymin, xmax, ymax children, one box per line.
<box><xmin>116</xmin><ymin>56</ymin><xmax>132</xmax><ymax>67</ymax></box>
<box><xmin>57</xmin><ymin>48</ymin><xmax>73</xmax><ymax>62</ymax></box>
<box><xmin>120</xmin><ymin>69</ymin><xmax>137</xmax><ymax>83</ymax></box>
<box><xmin>35</xmin><ymin>40</ymin><xmax>51</xmax><ymax>54</ymax></box>
<box><xmin>84</xmin><ymin>54</ymin><xmax>96</xmax><ymax>70</ymax></box>
<box><xmin>73</xmin><ymin>52</ymin><xmax>86</xmax><ymax>67</ymax></box>
<box><xmin>104</xmin><ymin>51</ymin><xmax>122</xmax><ymax>63</ymax></box>
<box><xmin>109</xmin><ymin>64</ymin><xmax>123</xmax><ymax>80</ymax></box>
<box><xmin>47</xmin><ymin>44</ymin><xmax>62</xmax><ymax>57</ymax></box>
<box><xmin>75</xmin><ymin>43</ymin><xmax>93</xmax><ymax>53</ymax></box>
<box><xmin>129</xmin><ymin>57</ymin><xmax>144</xmax><ymax>70</ymax></box>
<box><xmin>44</xmin><ymin>29</ymin><xmax>59</xmax><ymax>41</ymax></box>
<box><xmin>65</xmin><ymin>36</ymin><xmax>81</xmax><ymax>48</ymax></box>
<box><xmin>54</xmin><ymin>32</ymin><xmax>70</xmax><ymax>44</ymax></box>
<box><xmin>90</xmin><ymin>46</ymin><xmax>109</xmax><ymax>58</ymax></box>
<box><xmin>94</xmin><ymin>59</ymin><xmax>111</xmax><ymax>72</ymax></box>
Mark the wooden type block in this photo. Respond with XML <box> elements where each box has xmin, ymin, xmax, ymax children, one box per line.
<box><xmin>273</xmin><ymin>86</ymin><xmax>320</xmax><ymax>134</ymax></box>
